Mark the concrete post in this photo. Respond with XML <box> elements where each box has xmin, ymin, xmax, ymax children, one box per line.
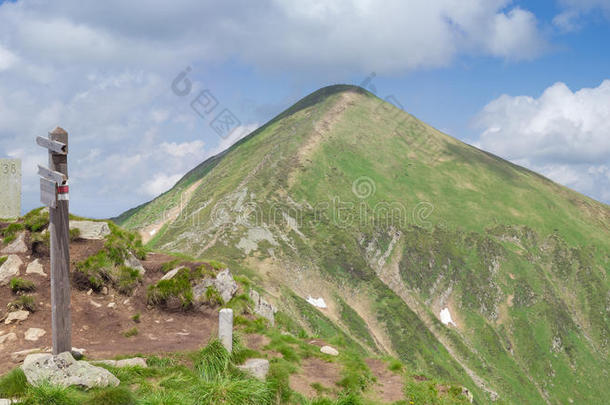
<box><xmin>219</xmin><ymin>308</ymin><xmax>233</xmax><ymax>352</ymax></box>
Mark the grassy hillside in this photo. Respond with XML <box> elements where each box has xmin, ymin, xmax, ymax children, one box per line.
<box><xmin>116</xmin><ymin>85</ymin><xmax>610</xmax><ymax>404</ymax></box>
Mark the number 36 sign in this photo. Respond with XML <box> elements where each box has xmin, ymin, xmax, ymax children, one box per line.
<box><xmin>0</xmin><ymin>158</ymin><xmax>21</xmax><ymax>219</ymax></box>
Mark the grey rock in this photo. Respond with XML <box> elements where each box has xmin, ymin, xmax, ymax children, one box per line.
<box><xmin>320</xmin><ymin>345</ymin><xmax>339</xmax><ymax>356</ymax></box>
<box><xmin>1</xmin><ymin>232</ymin><xmax>28</xmax><ymax>254</ymax></box>
<box><xmin>161</xmin><ymin>267</ymin><xmax>183</xmax><ymax>281</ymax></box>
<box><xmin>22</xmin><ymin>352</ymin><xmax>119</xmax><ymax>388</ymax></box>
<box><xmin>26</xmin><ymin>259</ymin><xmax>46</xmax><ymax>277</ymax></box>
<box><xmin>124</xmin><ymin>252</ymin><xmax>145</xmax><ymax>276</ymax></box>
<box><xmin>462</xmin><ymin>387</ymin><xmax>474</xmax><ymax>403</ymax></box>
<box><xmin>237</xmin><ymin>358</ymin><xmax>269</xmax><ymax>380</ymax></box>
<box><xmin>249</xmin><ymin>289</ymin><xmax>277</xmax><ymax>325</ymax></box>
<box><xmin>0</xmin><ymin>399</ymin><xmax>15</xmax><ymax>404</ymax></box>
<box><xmin>11</xmin><ymin>348</ymin><xmax>43</xmax><ymax>363</ymax></box>
<box><xmin>95</xmin><ymin>357</ymin><xmax>147</xmax><ymax>368</ymax></box>
<box><xmin>0</xmin><ymin>254</ymin><xmax>22</xmax><ymax>285</ymax></box>
<box><xmin>5</xmin><ymin>310</ymin><xmax>29</xmax><ymax>324</ymax></box>
<box><xmin>0</xmin><ymin>332</ymin><xmax>17</xmax><ymax>345</ymax></box>
<box><xmin>69</xmin><ymin>220</ymin><xmax>111</xmax><ymax>240</ymax></box>
<box><xmin>193</xmin><ymin>269</ymin><xmax>238</xmax><ymax>304</ymax></box>
<box><xmin>24</xmin><ymin>328</ymin><xmax>46</xmax><ymax>342</ymax></box>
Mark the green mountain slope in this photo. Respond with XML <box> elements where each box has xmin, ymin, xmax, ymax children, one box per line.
<box><xmin>116</xmin><ymin>85</ymin><xmax>610</xmax><ymax>404</ymax></box>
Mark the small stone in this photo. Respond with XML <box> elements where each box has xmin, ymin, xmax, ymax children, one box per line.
<box><xmin>0</xmin><ymin>332</ymin><xmax>17</xmax><ymax>344</ymax></box>
<box><xmin>26</xmin><ymin>259</ymin><xmax>46</xmax><ymax>277</ymax></box>
<box><xmin>237</xmin><ymin>358</ymin><xmax>269</xmax><ymax>380</ymax></box>
<box><xmin>89</xmin><ymin>300</ymin><xmax>102</xmax><ymax>308</ymax></box>
<box><xmin>0</xmin><ymin>255</ymin><xmax>22</xmax><ymax>285</ymax></box>
<box><xmin>165</xmin><ymin>318</ymin><xmax>173</xmax><ymax>322</ymax></box>
<box><xmin>102</xmin><ymin>286</ymin><xmax>109</xmax><ymax>295</ymax></box>
<box><xmin>71</xmin><ymin>348</ymin><xmax>86</xmax><ymax>360</ymax></box>
<box><xmin>5</xmin><ymin>310</ymin><xmax>29</xmax><ymax>324</ymax></box>
<box><xmin>320</xmin><ymin>346</ymin><xmax>339</xmax><ymax>356</ymax></box>
<box><xmin>87</xmin><ymin>289</ymin><xmax>93</xmax><ymax>295</ymax></box>
<box><xmin>107</xmin><ymin>302</ymin><xmax>116</xmax><ymax>308</ymax></box>
<box><xmin>0</xmin><ymin>398</ymin><xmax>15</xmax><ymax>404</ymax></box>
<box><xmin>69</xmin><ymin>220</ymin><xmax>111</xmax><ymax>240</ymax></box>
<box><xmin>1</xmin><ymin>232</ymin><xmax>28</xmax><ymax>254</ymax></box>
<box><xmin>95</xmin><ymin>357</ymin><xmax>147</xmax><ymax>368</ymax></box>
<box><xmin>161</xmin><ymin>267</ymin><xmax>181</xmax><ymax>281</ymax></box>
<box><xmin>122</xmin><ymin>299</ymin><xmax>130</xmax><ymax>305</ymax></box>
<box><xmin>24</xmin><ymin>328</ymin><xmax>46</xmax><ymax>342</ymax></box>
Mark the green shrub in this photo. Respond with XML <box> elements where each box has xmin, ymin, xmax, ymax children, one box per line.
<box><xmin>0</xmin><ymin>368</ymin><xmax>29</xmax><ymax>398</ymax></box>
<box><xmin>123</xmin><ymin>327</ymin><xmax>139</xmax><ymax>338</ymax></box>
<box><xmin>10</xmin><ymin>277</ymin><xmax>36</xmax><ymax>293</ymax></box>
<box><xmin>388</xmin><ymin>358</ymin><xmax>404</xmax><ymax>373</ymax></box>
<box><xmin>116</xmin><ymin>266</ymin><xmax>142</xmax><ymax>295</ymax></box>
<box><xmin>86</xmin><ymin>386</ymin><xmax>135</xmax><ymax>405</ymax></box>
<box><xmin>147</xmin><ymin>268</ymin><xmax>193</xmax><ymax>310</ymax></box>
<box><xmin>8</xmin><ymin>295</ymin><xmax>36</xmax><ymax>312</ymax></box>
<box><xmin>23</xmin><ymin>208</ymin><xmax>49</xmax><ymax>232</ymax></box>
<box><xmin>69</xmin><ymin>228</ymin><xmax>81</xmax><ymax>241</ymax></box>
<box><xmin>74</xmin><ymin>251</ymin><xmax>114</xmax><ymax>291</ymax></box>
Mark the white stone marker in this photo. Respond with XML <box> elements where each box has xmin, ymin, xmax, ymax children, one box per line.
<box><xmin>219</xmin><ymin>308</ymin><xmax>233</xmax><ymax>352</ymax></box>
<box><xmin>0</xmin><ymin>159</ymin><xmax>21</xmax><ymax>219</ymax></box>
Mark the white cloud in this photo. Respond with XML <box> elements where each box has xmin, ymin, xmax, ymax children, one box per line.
<box><xmin>139</xmin><ymin>173</ymin><xmax>184</xmax><ymax>197</ymax></box>
<box><xmin>553</xmin><ymin>0</ymin><xmax>610</xmax><ymax>31</ymax></box>
<box><xmin>475</xmin><ymin>80</ymin><xmax>610</xmax><ymax>203</ymax></box>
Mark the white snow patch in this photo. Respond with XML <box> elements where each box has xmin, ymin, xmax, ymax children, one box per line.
<box><xmin>307</xmin><ymin>296</ymin><xmax>327</xmax><ymax>309</ymax></box>
<box><xmin>440</xmin><ymin>307</ymin><xmax>456</xmax><ymax>326</ymax></box>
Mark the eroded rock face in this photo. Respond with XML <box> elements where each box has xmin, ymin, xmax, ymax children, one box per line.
<box><xmin>69</xmin><ymin>220</ymin><xmax>111</xmax><ymax>240</ymax></box>
<box><xmin>237</xmin><ymin>358</ymin><xmax>269</xmax><ymax>380</ymax></box>
<box><xmin>124</xmin><ymin>252</ymin><xmax>145</xmax><ymax>276</ymax></box>
<box><xmin>21</xmin><ymin>352</ymin><xmax>119</xmax><ymax>389</ymax></box>
<box><xmin>249</xmin><ymin>289</ymin><xmax>277</xmax><ymax>325</ymax></box>
<box><xmin>193</xmin><ymin>269</ymin><xmax>239</xmax><ymax>305</ymax></box>
<box><xmin>0</xmin><ymin>254</ymin><xmax>22</xmax><ymax>285</ymax></box>
<box><xmin>1</xmin><ymin>232</ymin><xmax>28</xmax><ymax>254</ymax></box>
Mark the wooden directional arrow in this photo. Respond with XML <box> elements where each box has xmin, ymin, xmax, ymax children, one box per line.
<box><xmin>37</xmin><ymin>164</ymin><xmax>67</xmax><ymax>185</ymax></box>
<box><xmin>40</xmin><ymin>177</ymin><xmax>57</xmax><ymax>209</ymax></box>
<box><xmin>36</xmin><ymin>136</ymin><xmax>67</xmax><ymax>155</ymax></box>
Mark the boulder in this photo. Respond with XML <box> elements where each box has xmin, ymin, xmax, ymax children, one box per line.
<box><xmin>124</xmin><ymin>252</ymin><xmax>145</xmax><ymax>276</ymax></box>
<box><xmin>24</xmin><ymin>328</ymin><xmax>46</xmax><ymax>342</ymax></box>
<box><xmin>0</xmin><ymin>254</ymin><xmax>22</xmax><ymax>285</ymax></box>
<box><xmin>193</xmin><ymin>269</ymin><xmax>238</xmax><ymax>304</ymax></box>
<box><xmin>1</xmin><ymin>232</ymin><xmax>28</xmax><ymax>254</ymax></box>
<box><xmin>95</xmin><ymin>357</ymin><xmax>147</xmax><ymax>368</ymax></box>
<box><xmin>0</xmin><ymin>332</ymin><xmax>17</xmax><ymax>345</ymax></box>
<box><xmin>5</xmin><ymin>310</ymin><xmax>29</xmax><ymax>324</ymax></box>
<box><xmin>21</xmin><ymin>352</ymin><xmax>119</xmax><ymax>388</ymax></box>
<box><xmin>69</xmin><ymin>220</ymin><xmax>111</xmax><ymax>240</ymax></box>
<box><xmin>320</xmin><ymin>346</ymin><xmax>339</xmax><ymax>356</ymax></box>
<box><xmin>249</xmin><ymin>289</ymin><xmax>277</xmax><ymax>325</ymax></box>
<box><xmin>237</xmin><ymin>358</ymin><xmax>269</xmax><ymax>380</ymax></box>
<box><xmin>26</xmin><ymin>259</ymin><xmax>46</xmax><ymax>277</ymax></box>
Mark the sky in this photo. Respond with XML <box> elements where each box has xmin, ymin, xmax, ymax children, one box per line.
<box><xmin>0</xmin><ymin>0</ymin><xmax>609</xmax><ymax>218</ymax></box>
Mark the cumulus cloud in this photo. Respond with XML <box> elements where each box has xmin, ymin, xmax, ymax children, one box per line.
<box><xmin>475</xmin><ymin>80</ymin><xmax>610</xmax><ymax>203</ymax></box>
<box><xmin>553</xmin><ymin>0</ymin><xmax>610</xmax><ymax>31</ymax></box>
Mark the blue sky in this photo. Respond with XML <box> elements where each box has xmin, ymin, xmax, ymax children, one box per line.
<box><xmin>0</xmin><ymin>0</ymin><xmax>609</xmax><ymax>218</ymax></box>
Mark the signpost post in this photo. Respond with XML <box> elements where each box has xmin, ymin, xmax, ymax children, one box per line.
<box><xmin>37</xmin><ymin>127</ymin><xmax>71</xmax><ymax>355</ymax></box>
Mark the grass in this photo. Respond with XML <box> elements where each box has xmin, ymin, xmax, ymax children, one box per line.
<box><xmin>10</xmin><ymin>277</ymin><xmax>36</xmax><ymax>293</ymax></box>
<box><xmin>8</xmin><ymin>295</ymin><xmax>36</xmax><ymax>312</ymax></box>
<box><xmin>0</xmin><ymin>255</ymin><xmax>7</xmax><ymax>266</ymax></box>
<box><xmin>131</xmin><ymin>313</ymin><xmax>141</xmax><ymax>323</ymax></box>
<box><xmin>122</xmin><ymin>327</ymin><xmax>139</xmax><ymax>338</ymax></box>
<box><xmin>147</xmin><ymin>268</ymin><xmax>194</xmax><ymax>310</ymax></box>
<box><xmin>0</xmin><ymin>368</ymin><xmax>28</xmax><ymax>398</ymax></box>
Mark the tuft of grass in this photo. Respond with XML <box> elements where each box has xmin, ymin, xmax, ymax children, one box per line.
<box><xmin>69</xmin><ymin>227</ymin><xmax>81</xmax><ymax>241</ymax></box>
<box><xmin>207</xmin><ymin>260</ymin><xmax>226</xmax><ymax>270</ymax></box>
<box><xmin>21</xmin><ymin>382</ymin><xmax>84</xmax><ymax>405</ymax></box>
<box><xmin>10</xmin><ymin>277</ymin><xmax>36</xmax><ymax>294</ymax></box>
<box><xmin>8</xmin><ymin>295</ymin><xmax>36</xmax><ymax>312</ymax></box>
<box><xmin>23</xmin><ymin>208</ymin><xmax>49</xmax><ymax>232</ymax></box>
<box><xmin>189</xmin><ymin>375</ymin><xmax>273</xmax><ymax>405</ymax></box>
<box><xmin>1</xmin><ymin>222</ymin><xmax>25</xmax><ymax>244</ymax></box>
<box><xmin>0</xmin><ymin>368</ymin><xmax>29</xmax><ymax>398</ymax></box>
<box><xmin>116</xmin><ymin>266</ymin><xmax>142</xmax><ymax>295</ymax></box>
<box><xmin>161</xmin><ymin>259</ymin><xmax>182</xmax><ymax>274</ymax></box>
<box><xmin>0</xmin><ymin>256</ymin><xmax>7</xmax><ymax>266</ymax></box>
<box><xmin>131</xmin><ymin>313</ymin><xmax>141</xmax><ymax>323</ymax></box>
<box><xmin>86</xmin><ymin>386</ymin><xmax>135</xmax><ymax>405</ymax></box>
<box><xmin>123</xmin><ymin>327</ymin><xmax>139</xmax><ymax>338</ymax></box>
<box><xmin>388</xmin><ymin>358</ymin><xmax>404</xmax><ymax>373</ymax></box>
<box><xmin>204</xmin><ymin>285</ymin><xmax>224</xmax><ymax>307</ymax></box>
<box><xmin>147</xmin><ymin>268</ymin><xmax>194</xmax><ymax>310</ymax></box>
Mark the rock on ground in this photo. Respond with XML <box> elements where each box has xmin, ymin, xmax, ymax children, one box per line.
<box><xmin>1</xmin><ymin>232</ymin><xmax>28</xmax><ymax>254</ymax></box>
<box><xmin>161</xmin><ymin>267</ymin><xmax>182</xmax><ymax>281</ymax></box>
<box><xmin>5</xmin><ymin>310</ymin><xmax>29</xmax><ymax>324</ymax></box>
<box><xmin>95</xmin><ymin>357</ymin><xmax>147</xmax><ymax>368</ymax></box>
<box><xmin>124</xmin><ymin>252</ymin><xmax>146</xmax><ymax>276</ymax></box>
<box><xmin>22</xmin><ymin>352</ymin><xmax>119</xmax><ymax>389</ymax></box>
<box><xmin>193</xmin><ymin>269</ymin><xmax>238</xmax><ymax>304</ymax></box>
<box><xmin>0</xmin><ymin>254</ymin><xmax>22</xmax><ymax>285</ymax></box>
<box><xmin>307</xmin><ymin>296</ymin><xmax>327</xmax><ymax>309</ymax></box>
<box><xmin>0</xmin><ymin>332</ymin><xmax>17</xmax><ymax>345</ymax></box>
<box><xmin>24</xmin><ymin>328</ymin><xmax>46</xmax><ymax>342</ymax></box>
<box><xmin>238</xmin><ymin>358</ymin><xmax>270</xmax><ymax>380</ymax></box>
<box><xmin>320</xmin><ymin>346</ymin><xmax>339</xmax><ymax>356</ymax></box>
<box><xmin>26</xmin><ymin>258</ymin><xmax>46</xmax><ymax>277</ymax></box>
<box><xmin>249</xmin><ymin>289</ymin><xmax>277</xmax><ymax>325</ymax></box>
<box><xmin>11</xmin><ymin>348</ymin><xmax>42</xmax><ymax>363</ymax></box>
<box><xmin>69</xmin><ymin>220</ymin><xmax>111</xmax><ymax>240</ymax></box>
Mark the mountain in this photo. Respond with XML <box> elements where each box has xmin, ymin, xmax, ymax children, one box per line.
<box><xmin>115</xmin><ymin>85</ymin><xmax>610</xmax><ymax>404</ymax></box>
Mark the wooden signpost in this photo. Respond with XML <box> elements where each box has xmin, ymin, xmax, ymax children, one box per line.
<box><xmin>37</xmin><ymin>127</ymin><xmax>71</xmax><ymax>355</ymax></box>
